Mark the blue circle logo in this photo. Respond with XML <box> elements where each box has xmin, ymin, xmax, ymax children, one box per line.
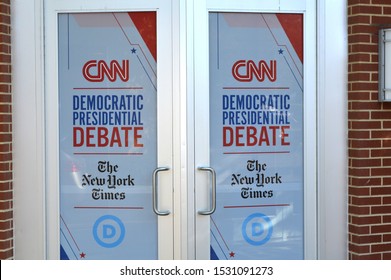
<box><xmin>93</xmin><ymin>215</ymin><xmax>125</xmax><ymax>248</ymax></box>
<box><xmin>242</xmin><ymin>213</ymin><xmax>273</xmax><ymax>246</ymax></box>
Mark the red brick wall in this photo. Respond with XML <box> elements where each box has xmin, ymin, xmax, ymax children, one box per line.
<box><xmin>0</xmin><ymin>0</ymin><xmax>12</xmax><ymax>260</ymax></box>
<box><xmin>2</xmin><ymin>0</ymin><xmax>391</xmax><ymax>261</ymax></box>
<box><xmin>349</xmin><ymin>0</ymin><xmax>391</xmax><ymax>260</ymax></box>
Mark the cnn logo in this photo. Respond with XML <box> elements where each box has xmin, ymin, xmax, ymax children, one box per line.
<box><xmin>83</xmin><ymin>60</ymin><xmax>129</xmax><ymax>82</ymax></box>
<box><xmin>232</xmin><ymin>60</ymin><xmax>276</xmax><ymax>82</ymax></box>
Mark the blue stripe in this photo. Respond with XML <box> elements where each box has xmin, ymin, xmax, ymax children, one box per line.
<box><xmin>210</xmin><ymin>246</ymin><xmax>219</xmax><ymax>260</ymax></box>
<box><xmin>60</xmin><ymin>228</ymin><xmax>78</xmax><ymax>260</ymax></box>
<box><xmin>60</xmin><ymin>245</ymin><xmax>70</xmax><ymax>260</ymax></box>
<box><xmin>211</xmin><ymin>230</ymin><xmax>228</xmax><ymax>260</ymax></box>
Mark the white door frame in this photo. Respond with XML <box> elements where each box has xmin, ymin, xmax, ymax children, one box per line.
<box><xmin>44</xmin><ymin>0</ymin><xmax>176</xmax><ymax>260</ymax></box>
<box><xmin>12</xmin><ymin>0</ymin><xmax>347</xmax><ymax>260</ymax></box>
<box><xmin>192</xmin><ymin>0</ymin><xmax>317</xmax><ymax>259</ymax></box>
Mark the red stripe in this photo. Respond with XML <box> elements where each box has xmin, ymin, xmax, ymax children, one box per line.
<box><xmin>128</xmin><ymin>12</ymin><xmax>157</xmax><ymax>61</ymax></box>
<box><xmin>276</xmin><ymin>14</ymin><xmax>303</xmax><ymax>63</ymax></box>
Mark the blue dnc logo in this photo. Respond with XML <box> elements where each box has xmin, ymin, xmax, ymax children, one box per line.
<box><xmin>242</xmin><ymin>213</ymin><xmax>273</xmax><ymax>246</ymax></box>
<box><xmin>93</xmin><ymin>215</ymin><xmax>125</xmax><ymax>248</ymax></box>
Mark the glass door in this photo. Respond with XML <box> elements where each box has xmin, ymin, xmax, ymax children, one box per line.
<box><xmin>45</xmin><ymin>0</ymin><xmax>174</xmax><ymax>260</ymax></box>
<box><xmin>194</xmin><ymin>0</ymin><xmax>317</xmax><ymax>260</ymax></box>
<box><xmin>44</xmin><ymin>0</ymin><xmax>317</xmax><ymax>260</ymax></box>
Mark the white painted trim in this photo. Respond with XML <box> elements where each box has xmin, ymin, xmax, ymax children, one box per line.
<box><xmin>317</xmin><ymin>0</ymin><xmax>348</xmax><ymax>260</ymax></box>
<box><xmin>185</xmin><ymin>0</ymin><xmax>196</xmax><ymax>260</ymax></box>
<box><xmin>193</xmin><ymin>0</ymin><xmax>210</xmax><ymax>260</ymax></box>
<box><xmin>12</xmin><ymin>0</ymin><xmax>46</xmax><ymax>259</ymax></box>
<box><xmin>174</xmin><ymin>0</ymin><xmax>190</xmax><ymax>260</ymax></box>
<box><xmin>303</xmin><ymin>0</ymin><xmax>318</xmax><ymax>260</ymax></box>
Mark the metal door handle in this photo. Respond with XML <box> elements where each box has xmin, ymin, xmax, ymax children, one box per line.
<box><xmin>152</xmin><ymin>167</ymin><xmax>170</xmax><ymax>216</ymax></box>
<box><xmin>198</xmin><ymin>167</ymin><xmax>216</xmax><ymax>215</ymax></box>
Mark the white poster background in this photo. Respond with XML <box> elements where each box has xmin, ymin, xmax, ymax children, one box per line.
<box><xmin>58</xmin><ymin>12</ymin><xmax>158</xmax><ymax>260</ymax></box>
<box><xmin>209</xmin><ymin>13</ymin><xmax>304</xmax><ymax>260</ymax></box>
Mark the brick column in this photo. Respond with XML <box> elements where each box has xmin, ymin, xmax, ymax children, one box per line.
<box><xmin>0</xmin><ymin>0</ymin><xmax>12</xmax><ymax>260</ymax></box>
<box><xmin>348</xmin><ymin>0</ymin><xmax>391</xmax><ymax>259</ymax></box>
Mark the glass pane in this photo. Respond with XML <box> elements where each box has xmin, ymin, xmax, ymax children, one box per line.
<box><xmin>209</xmin><ymin>12</ymin><xmax>304</xmax><ymax>260</ymax></box>
<box><xmin>58</xmin><ymin>12</ymin><xmax>158</xmax><ymax>260</ymax></box>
